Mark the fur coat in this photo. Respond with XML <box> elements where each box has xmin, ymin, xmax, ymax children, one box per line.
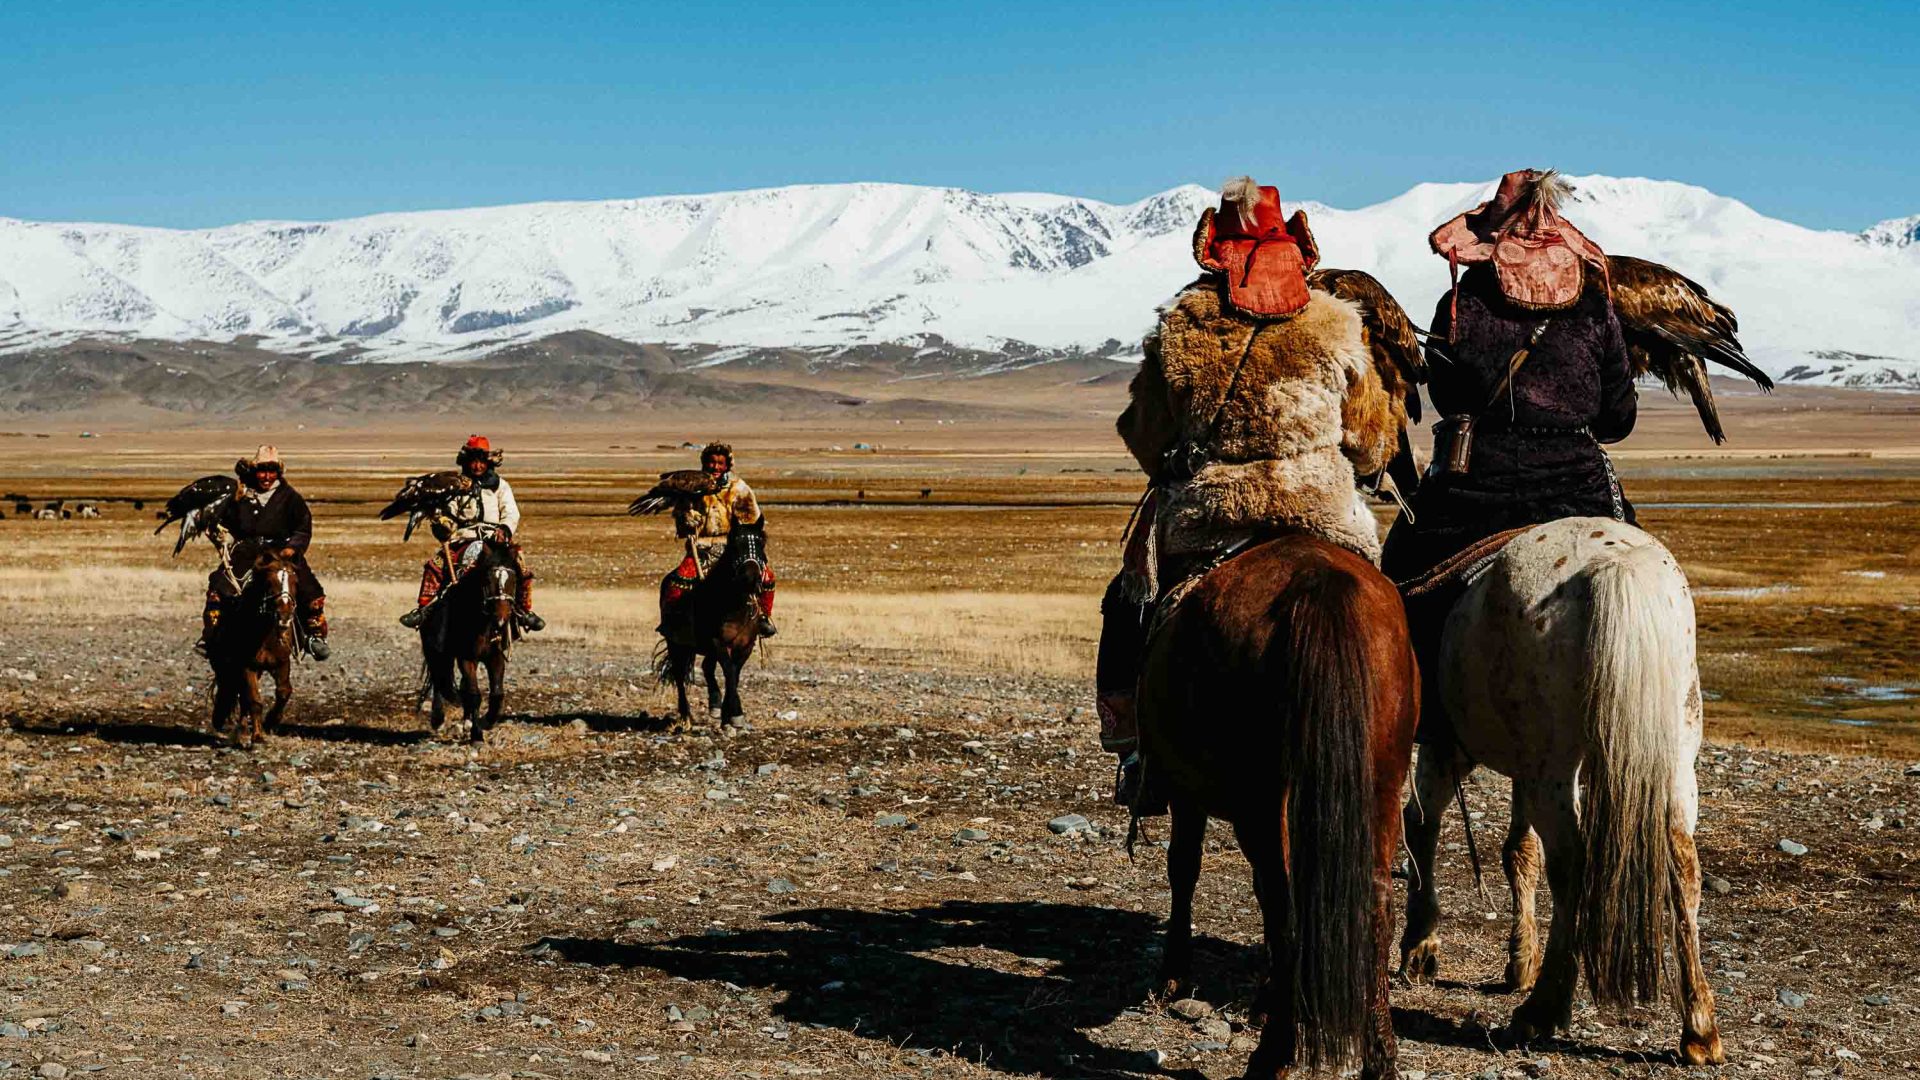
<box><xmin>1118</xmin><ymin>284</ymin><xmax>1400</xmax><ymax>563</ymax></box>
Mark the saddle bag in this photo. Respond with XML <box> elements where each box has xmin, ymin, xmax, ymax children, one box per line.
<box><xmin>1430</xmin><ymin>318</ymin><xmax>1552</xmax><ymax>478</ymax></box>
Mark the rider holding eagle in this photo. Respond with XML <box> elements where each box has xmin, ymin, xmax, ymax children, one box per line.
<box><xmin>1100</xmin><ymin>177</ymin><xmax>1416</xmax><ymax>804</ymax></box>
<box><xmin>181</xmin><ymin>445</ymin><xmax>331</xmax><ymax>661</ymax></box>
<box><xmin>640</xmin><ymin>442</ymin><xmax>778</xmax><ymax>638</ymax></box>
<box><xmin>397</xmin><ymin>435</ymin><xmax>544</xmax><ymax>632</ymax></box>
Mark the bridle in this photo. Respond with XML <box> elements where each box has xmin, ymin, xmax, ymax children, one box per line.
<box><xmin>256</xmin><ymin>563</ymin><xmax>295</xmax><ymax>637</ymax></box>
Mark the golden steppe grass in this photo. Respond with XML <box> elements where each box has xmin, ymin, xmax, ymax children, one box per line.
<box><xmin>1</xmin><ymin>421</ymin><xmax>1916</xmax><ymax>753</ymax></box>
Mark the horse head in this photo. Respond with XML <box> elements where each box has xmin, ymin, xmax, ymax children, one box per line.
<box><xmin>477</xmin><ymin>536</ymin><xmax>518</xmax><ymax>630</ymax></box>
<box><xmin>724</xmin><ymin>519</ymin><xmax>768</xmax><ymax>591</ymax></box>
<box><xmin>244</xmin><ymin>544</ymin><xmax>297</xmax><ymax>636</ymax></box>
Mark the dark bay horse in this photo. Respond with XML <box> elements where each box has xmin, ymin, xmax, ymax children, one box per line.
<box><xmin>1138</xmin><ymin>533</ymin><xmax>1418</xmax><ymax>1080</ymax></box>
<box><xmin>420</xmin><ymin>534</ymin><xmax>518</xmax><ymax>743</ymax></box>
<box><xmin>208</xmin><ymin>544</ymin><xmax>298</xmax><ymax>748</ymax></box>
<box><xmin>661</xmin><ymin>519</ymin><xmax>766</xmax><ymax>732</ymax></box>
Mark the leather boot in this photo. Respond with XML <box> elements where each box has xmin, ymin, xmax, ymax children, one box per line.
<box><xmin>401</xmin><ymin>565</ymin><xmax>441</xmax><ymax>628</ymax></box>
<box><xmin>515</xmin><ymin>575</ymin><xmax>544</xmax><ymax>632</ymax></box>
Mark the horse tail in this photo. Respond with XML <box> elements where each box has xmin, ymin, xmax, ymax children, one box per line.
<box><xmin>1578</xmin><ymin>542</ymin><xmax>1684</xmax><ymax>1008</ymax></box>
<box><xmin>1271</xmin><ymin>566</ymin><xmax>1375</xmax><ymax>1071</ymax></box>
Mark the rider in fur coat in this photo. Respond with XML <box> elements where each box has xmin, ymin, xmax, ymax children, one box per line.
<box><xmin>1100</xmin><ymin>178</ymin><xmax>1402</xmax><ymax>804</ymax></box>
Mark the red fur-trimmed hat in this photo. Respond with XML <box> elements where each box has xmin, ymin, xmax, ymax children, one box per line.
<box><xmin>1192</xmin><ymin>177</ymin><xmax>1318</xmax><ymax>319</ymax></box>
<box><xmin>455</xmin><ymin>433</ymin><xmax>504</xmax><ymax>468</ymax></box>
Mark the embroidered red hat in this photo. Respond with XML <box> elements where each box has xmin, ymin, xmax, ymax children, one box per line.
<box><xmin>1429</xmin><ymin>169</ymin><xmax>1607</xmax><ymax>311</ymax></box>
<box><xmin>1192</xmin><ymin>177</ymin><xmax>1318</xmax><ymax>319</ymax></box>
<box><xmin>464</xmin><ymin>435</ymin><xmax>491</xmax><ymax>452</ymax></box>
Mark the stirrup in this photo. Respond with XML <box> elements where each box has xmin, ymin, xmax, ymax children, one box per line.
<box><xmin>399</xmin><ymin>605</ymin><xmax>431</xmax><ymax>629</ymax></box>
<box><xmin>305</xmin><ymin>636</ymin><xmax>332</xmax><ymax>661</ymax></box>
<box><xmin>516</xmin><ymin>610</ymin><xmax>546</xmax><ymax>632</ymax></box>
<box><xmin>758</xmin><ymin>616</ymin><xmax>778</xmax><ymax>637</ymax></box>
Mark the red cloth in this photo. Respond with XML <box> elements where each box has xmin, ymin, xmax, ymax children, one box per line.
<box><xmin>1429</xmin><ymin>170</ymin><xmax>1607</xmax><ymax>312</ymax></box>
<box><xmin>1194</xmin><ymin>185</ymin><xmax>1317</xmax><ymax>318</ymax></box>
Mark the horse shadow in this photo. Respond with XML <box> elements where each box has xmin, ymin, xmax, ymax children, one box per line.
<box><xmin>8</xmin><ymin>717</ymin><xmax>228</xmax><ymax>748</ymax></box>
<box><xmin>503</xmin><ymin>709</ymin><xmax>679</xmax><ymax>734</ymax></box>
<box><xmin>532</xmin><ymin>899</ymin><xmax>1233</xmax><ymax>1078</ymax></box>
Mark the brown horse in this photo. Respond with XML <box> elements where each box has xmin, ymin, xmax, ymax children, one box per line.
<box><xmin>661</xmin><ymin>519</ymin><xmax>766</xmax><ymax>732</ymax></box>
<box><xmin>208</xmin><ymin>544</ymin><xmax>299</xmax><ymax>748</ymax></box>
<box><xmin>420</xmin><ymin>534</ymin><xmax>518</xmax><ymax>743</ymax></box>
<box><xmin>1138</xmin><ymin>533</ymin><xmax>1418</xmax><ymax>1080</ymax></box>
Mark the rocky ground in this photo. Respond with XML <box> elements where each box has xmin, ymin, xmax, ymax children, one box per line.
<box><xmin>1</xmin><ymin>617</ymin><xmax>1917</xmax><ymax>1080</ymax></box>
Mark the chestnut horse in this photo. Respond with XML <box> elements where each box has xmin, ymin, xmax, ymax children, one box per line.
<box><xmin>208</xmin><ymin>544</ymin><xmax>298</xmax><ymax>748</ymax></box>
<box><xmin>420</xmin><ymin>534</ymin><xmax>518</xmax><ymax>743</ymax></box>
<box><xmin>1139</xmin><ymin>533</ymin><xmax>1418</xmax><ymax>1080</ymax></box>
<box><xmin>660</xmin><ymin>519</ymin><xmax>766</xmax><ymax>732</ymax></box>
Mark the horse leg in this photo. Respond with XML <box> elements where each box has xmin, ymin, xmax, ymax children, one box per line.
<box><xmin>1235</xmin><ymin>815</ymin><xmax>1295</xmax><ymax>1078</ymax></box>
<box><xmin>265</xmin><ymin>660</ymin><xmax>292</xmax><ymax>733</ymax></box>
<box><xmin>211</xmin><ymin>674</ymin><xmax>236</xmax><ymax>733</ymax></box>
<box><xmin>1364</xmin><ymin>741</ymin><xmax>1410</xmax><ymax>1080</ymax></box>
<box><xmin>1399</xmin><ymin>741</ymin><xmax>1468</xmax><ymax>981</ymax></box>
<box><xmin>1502</xmin><ymin>784</ymin><xmax>1544</xmax><ymax>993</ymax></box>
<box><xmin>239</xmin><ymin>668</ymin><xmax>263</xmax><ymax>749</ymax></box>
<box><xmin>703</xmin><ymin>655</ymin><xmax>721</xmax><ymax>721</ymax></box>
<box><xmin>721</xmin><ymin>655</ymin><xmax>745</xmax><ymax>725</ymax></box>
<box><xmin>1506</xmin><ymin>787</ymin><xmax>1582</xmax><ymax>1043</ymax></box>
<box><xmin>484</xmin><ymin>651</ymin><xmax>506</xmax><ymax>735</ymax></box>
<box><xmin>1156</xmin><ymin>796</ymin><xmax>1206</xmax><ymax>999</ymax></box>
<box><xmin>460</xmin><ymin>658</ymin><xmax>483</xmax><ymax>743</ymax></box>
<box><xmin>1670</xmin><ymin>778</ymin><xmax>1725</xmax><ymax>1064</ymax></box>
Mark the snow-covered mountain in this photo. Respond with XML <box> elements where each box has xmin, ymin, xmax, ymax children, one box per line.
<box><xmin>2</xmin><ymin>176</ymin><xmax>1917</xmax><ymax>389</ymax></box>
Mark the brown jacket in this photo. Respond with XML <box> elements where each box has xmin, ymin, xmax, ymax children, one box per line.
<box><xmin>1118</xmin><ymin>285</ymin><xmax>1400</xmax><ymax>561</ymax></box>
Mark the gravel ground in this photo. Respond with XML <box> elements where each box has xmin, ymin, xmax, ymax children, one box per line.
<box><xmin>1</xmin><ymin>615</ymin><xmax>1918</xmax><ymax>1080</ymax></box>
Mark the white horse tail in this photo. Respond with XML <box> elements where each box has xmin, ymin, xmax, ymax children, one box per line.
<box><xmin>1578</xmin><ymin>541</ymin><xmax>1685</xmax><ymax>1008</ymax></box>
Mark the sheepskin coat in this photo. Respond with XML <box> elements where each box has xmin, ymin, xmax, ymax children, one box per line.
<box><xmin>1119</xmin><ymin>284</ymin><xmax>1399</xmax><ymax>563</ymax></box>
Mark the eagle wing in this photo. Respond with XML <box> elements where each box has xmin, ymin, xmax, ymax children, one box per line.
<box><xmin>628</xmin><ymin>470</ymin><xmax>722</xmax><ymax>516</ymax></box>
<box><xmin>378</xmin><ymin>470</ymin><xmax>474</xmax><ymax>541</ymax></box>
<box><xmin>1307</xmin><ymin>267</ymin><xmax>1427</xmax><ymax>423</ymax></box>
<box><xmin>152</xmin><ymin>474</ymin><xmax>241</xmax><ymax>556</ymax></box>
<box><xmin>1607</xmin><ymin>254</ymin><xmax>1773</xmax><ymax>444</ymax></box>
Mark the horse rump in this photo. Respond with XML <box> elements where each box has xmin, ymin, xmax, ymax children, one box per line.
<box><xmin>1577</xmin><ymin>544</ymin><xmax>1683</xmax><ymax>1008</ymax></box>
<box><xmin>1267</xmin><ymin>566</ymin><xmax>1378</xmax><ymax>1070</ymax></box>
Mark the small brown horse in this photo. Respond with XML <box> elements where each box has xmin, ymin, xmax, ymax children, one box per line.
<box><xmin>209</xmin><ymin>545</ymin><xmax>299</xmax><ymax>748</ymax></box>
<box><xmin>661</xmin><ymin>519</ymin><xmax>766</xmax><ymax>732</ymax></box>
<box><xmin>420</xmin><ymin>534</ymin><xmax>518</xmax><ymax>743</ymax></box>
<box><xmin>1138</xmin><ymin>534</ymin><xmax>1418</xmax><ymax>1080</ymax></box>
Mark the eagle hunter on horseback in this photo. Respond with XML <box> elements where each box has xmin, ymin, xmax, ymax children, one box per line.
<box><xmin>1097</xmin><ymin>177</ymin><xmax>1425</xmax><ymax>1079</ymax></box>
<box><xmin>630</xmin><ymin>443</ymin><xmax>776</xmax><ymax>731</ymax></box>
<box><xmin>155</xmin><ymin>446</ymin><xmax>327</xmax><ymax>744</ymax></box>
<box><xmin>396</xmin><ymin>435</ymin><xmax>544</xmax><ymax>633</ymax></box>
<box><xmin>1385</xmin><ymin>169</ymin><xmax>1768</xmax><ymax>1065</ymax></box>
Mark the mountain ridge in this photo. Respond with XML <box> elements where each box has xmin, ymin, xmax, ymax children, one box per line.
<box><xmin>3</xmin><ymin>176</ymin><xmax>1917</xmax><ymax>390</ymax></box>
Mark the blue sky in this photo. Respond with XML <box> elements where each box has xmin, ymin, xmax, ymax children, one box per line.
<box><xmin>2</xmin><ymin>1</ymin><xmax>1914</xmax><ymax>230</ymax></box>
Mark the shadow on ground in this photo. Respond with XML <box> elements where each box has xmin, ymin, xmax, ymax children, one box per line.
<box><xmin>533</xmin><ymin>899</ymin><xmax>1238</xmax><ymax>1078</ymax></box>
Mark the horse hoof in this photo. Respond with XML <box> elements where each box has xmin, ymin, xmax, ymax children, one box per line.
<box><xmin>1680</xmin><ymin>1031</ymin><xmax>1726</xmax><ymax>1066</ymax></box>
<box><xmin>1501</xmin><ymin>1000</ymin><xmax>1567</xmax><ymax>1046</ymax></box>
<box><xmin>1398</xmin><ymin>940</ymin><xmax>1439</xmax><ymax>984</ymax></box>
<box><xmin>1502</xmin><ymin>958</ymin><xmax>1540</xmax><ymax>994</ymax></box>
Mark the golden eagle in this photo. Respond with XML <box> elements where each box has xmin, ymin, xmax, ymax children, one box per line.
<box><xmin>1308</xmin><ymin>267</ymin><xmax>1427</xmax><ymax>423</ymax></box>
<box><xmin>153</xmin><ymin>474</ymin><xmax>241</xmax><ymax>556</ymax></box>
<box><xmin>1607</xmin><ymin>255</ymin><xmax>1773</xmax><ymax>444</ymax></box>
<box><xmin>628</xmin><ymin>470</ymin><xmax>722</xmax><ymax>516</ymax></box>
<box><xmin>377</xmin><ymin>470</ymin><xmax>474</xmax><ymax>541</ymax></box>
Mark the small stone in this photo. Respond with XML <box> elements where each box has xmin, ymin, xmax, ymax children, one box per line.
<box><xmin>37</xmin><ymin>1063</ymin><xmax>68</xmax><ymax>1080</ymax></box>
<box><xmin>873</xmin><ymin>813</ymin><xmax>909</xmax><ymax>829</ymax></box>
<box><xmin>347</xmin><ymin>932</ymin><xmax>375</xmax><ymax>954</ymax></box>
<box><xmin>312</xmin><ymin>912</ymin><xmax>346</xmax><ymax>926</ymax></box>
<box><xmin>8</xmin><ymin>942</ymin><xmax>45</xmax><ymax>959</ymax></box>
<box><xmin>1704</xmin><ymin>875</ymin><xmax>1733</xmax><ymax>895</ymax></box>
<box><xmin>403</xmin><ymin>1032</ymin><xmax>429</xmax><ymax>1048</ymax></box>
<box><xmin>580</xmin><ymin>1051</ymin><xmax>612</xmax><ymax>1064</ymax></box>
<box><xmin>1168</xmin><ymin>998</ymin><xmax>1213</xmax><ymax>1021</ymax></box>
<box><xmin>1195</xmin><ymin>1018</ymin><xmax>1232</xmax><ymax>1041</ymax></box>
<box><xmin>1864</xmin><ymin>992</ymin><xmax>1893</xmax><ymax>1007</ymax></box>
<box><xmin>954</xmin><ymin>828</ymin><xmax>989</xmax><ymax>843</ymax></box>
<box><xmin>0</xmin><ymin>1022</ymin><xmax>28</xmax><ymax>1038</ymax></box>
<box><xmin>220</xmin><ymin>1001</ymin><xmax>246</xmax><ymax>1017</ymax></box>
<box><xmin>133</xmin><ymin>848</ymin><xmax>162</xmax><ymax>862</ymax></box>
<box><xmin>1777</xmin><ymin>987</ymin><xmax>1808</xmax><ymax>1009</ymax></box>
<box><xmin>567</xmin><ymin>718</ymin><xmax>590</xmax><ymax>737</ymax></box>
<box><xmin>1905</xmin><ymin>763</ymin><xmax>1920</xmax><ymax>777</ymax></box>
<box><xmin>1048</xmin><ymin>814</ymin><xmax>1092</xmax><ymax>835</ymax></box>
<box><xmin>683</xmin><ymin>1005</ymin><xmax>712</xmax><ymax>1023</ymax></box>
<box><xmin>1520</xmin><ymin>1058</ymin><xmax>1553</xmax><ymax>1077</ymax></box>
<box><xmin>766</xmin><ymin>878</ymin><xmax>798</xmax><ymax>895</ymax></box>
<box><xmin>756</xmin><ymin>763</ymin><xmax>779</xmax><ymax>776</ymax></box>
<box><xmin>1146</xmin><ymin>1049</ymin><xmax>1167</xmax><ymax>1067</ymax></box>
<box><xmin>961</xmin><ymin>741</ymin><xmax>987</xmax><ymax>756</ymax></box>
<box><xmin>1777</xmin><ymin>839</ymin><xmax>1808</xmax><ymax>856</ymax></box>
